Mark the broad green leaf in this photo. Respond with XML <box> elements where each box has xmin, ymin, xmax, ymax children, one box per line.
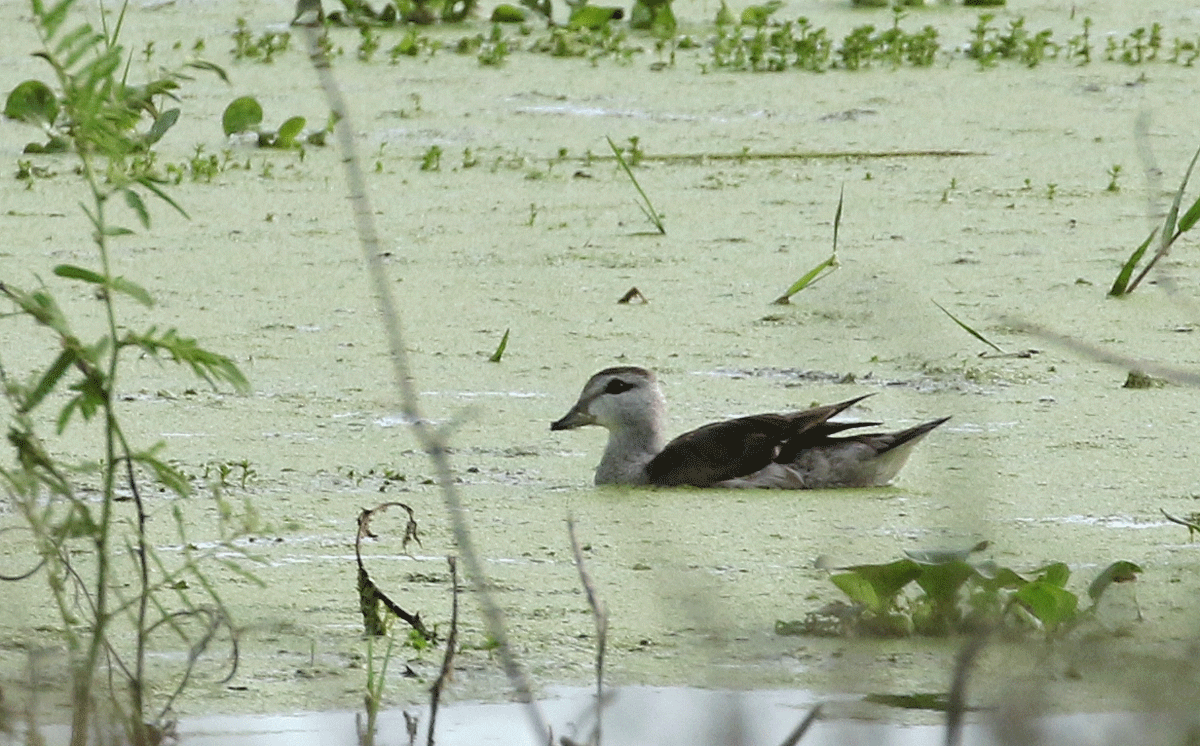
<box><xmin>1014</xmin><ymin>580</ymin><xmax>1077</xmax><ymax>629</ymax></box>
<box><xmin>274</xmin><ymin>116</ymin><xmax>306</xmax><ymax>148</ymax></box>
<box><xmin>567</xmin><ymin>4</ymin><xmax>621</xmax><ymax>29</ymax></box>
<box><xmin>4</xmin><ymin>80</ymin><xmax>59</xmax><ymax>124</ymax></box>
<box><xmin>222</xmin><ymin>95</ymin><xmax>263</xmax><ymax>136</ymax></box>
<box><xmin>1087</xmin><ymin>560</ymin><xmax>1142</xmax><ymax>605</ymax></box>
<box><xmin>1033</xmin><ymin>561</ymin><xmax>1070</xmax><ymax>587</ymax></box>
<box><xmin>831</xmin><ymin>572</ymin><xmax>881</xmax><ymax>613</ymax></box>
<box><xmin>145</xmin><ymin>107</ymin><xmax>180</xmax><ymax>145</ymax></box>
<box><xmin>1108</xmin><ymin>227</ymin><xmax>1156</xmax><ymax>296</ymax></box>
<box><xmin>913</xmin><ymin>560</ymin><xmax>976</xmax><ymax>604</ymax></box>
<box><xmin>833</xmin><ymin>559</ymin><xmax>921</xmax><ymax>613</ymax></box>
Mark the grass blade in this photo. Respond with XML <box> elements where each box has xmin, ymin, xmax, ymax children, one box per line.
<box><xmin>1125</xmin><ymin>142</ymin><xmax>1200</xmax><ymax>293</ymax></box>
<box><xmin>932</xmin><ymin>299</ymin><xmax>1005</xmax><ymax>354</ymax></box>
<box><xmin>606</xmin><ymin>136</ymin><xmax>664</xmax><ymax>234</ymax></box>
<box><xmin>488</xmin><ymin>328</ymin><xmax>509</xmax><ymax>363</ymax></box>
<box><xmin>1108</xmin><ymin>227</ymin><xmax>1157</xmax><ymax>297</ymax></box>
<box><xmin>772</xmin><ymin>253</ymin><xmax>838</xmax><ymax>304</ymax></box>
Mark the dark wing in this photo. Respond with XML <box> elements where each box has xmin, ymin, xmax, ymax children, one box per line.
<box><xmin>645</xmin><ymin>395</ymin><xmax>871</xmax><ymax>487</ymax></box>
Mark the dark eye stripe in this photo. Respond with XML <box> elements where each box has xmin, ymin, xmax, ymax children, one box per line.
<box><xmin>604</xmin><ymin>378</ymin><xmax>636</xmax><ymax>395</ymax></box>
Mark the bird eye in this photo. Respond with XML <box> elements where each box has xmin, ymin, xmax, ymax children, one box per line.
<box><xmin>604</xmin><ymin>378</ymin><xmax>636</xmax><ymax>395</ymax></box>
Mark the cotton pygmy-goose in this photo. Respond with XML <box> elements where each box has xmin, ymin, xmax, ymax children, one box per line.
<box><xmin>550</xmin><ymin>366</ymin><xmax>949</xmax><ymax>489</ymax></box>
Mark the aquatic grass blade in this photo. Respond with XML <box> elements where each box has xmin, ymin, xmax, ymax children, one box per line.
<box><xmin>488</xmin><ymin>328</ymin><xmax>509</xmax><ymax>362</ymax></box>
<box><xmin>1108</xmin><ymin>227</ymin><xmax>1157</xmax><ymax>296</ymax></box>
<box><xmin>605</xmin><ymin>135</ymin><xmax>665</xmax><ymax>234</ymax></box>
<box><xmin>932</xmin><ymin>299</ymin><xmax>1005</xmax><ymax>354</ymax></box>
<box><xmin>772</xmin><ymin>253</ymin><xmax>838</xmax><ymax>304</ymax></box>
<box><xmin>1125</xmin><ymin>142</ymin><xmax>1200</xmax><ymax>293</ymax></box>
<box><xmin>773</xmin><ymin>186</ymin><xmax>843</xmax><ymax>304</ymax></box>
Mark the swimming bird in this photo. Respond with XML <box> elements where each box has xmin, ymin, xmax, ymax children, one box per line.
<box><xmin>550</xmin><ymin>366</ymin><xmax>949</xmax><ymax>489</ymax></box>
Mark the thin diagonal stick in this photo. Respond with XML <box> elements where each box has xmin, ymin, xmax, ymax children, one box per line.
<box><xmin>567</xmin><ymin>517</ymin><xmax>608</xmax><ymax>746</ymax></box>
<box><xmin>299</xmin><ymin>26</ymin><xmax>548</xmax><ymax>740</ymax></box>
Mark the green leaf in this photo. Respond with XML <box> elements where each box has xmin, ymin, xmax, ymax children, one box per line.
<box><xmin>567</xmin><ymin>5</ymin><xmax>621</xmax><ymax>29</ymax></box>
<box><xmin>1087</xmin><ymin>560</ymin><xmax>1142</xmax><ymax>606</ymax></box>
<box><xmin>1162</xmin><ymin>143</ymin><xmax>1200</xmax><ymax>244</ymax></box>
<box><xmin>831</xmin><ymin>572</ymin><xmax>881</xmax><ymax>613</ymax></box>
<box><xmin>832</xmin><ymin>559</ymin><xmax>921</xmax><ymax>614</ymax></box>
<box><xmin>222</xmin><ymin>95</ymin><xmax>263</xmax><ymax>136</ymax></box>
<box><xmin>274</xmin><ymin>116</ymin><xmax>306</xmax><ymax>148</ymax></box>
<box><xmin>488</xmin><ymin>328</ymin><xmax>510</xmax><ymax>363</ymax></box>
<box><xmin>932</xmin><ymin>299</ymin><xmax>1005</xmax><ymax>353</ymax></box>
<box><xmin>185</xmin><ymin>59</ymin><xmax>230</xmax><ymax>85</ymax></box>
<box><xmin>124</xmin><ymin>327</ymin><xmax>249</xmax><ymax>393</ymax></box>
<box><xmin>913</xmin><ymin>560</ymin><xmax>976</xmax><ymax>604</ymax></box>
<box><xmin>53</xmin><ymin>263</ymin><xmax>105</xmax><ymax>284</ymax></box>
<box><xmin>131</xmin><ymin>444</ymin><xmax>192</xmax><ymax>497</ymax></box>
<box><xmin>123</xmin><ymin>188</ymin><xmax>150</xmax><ymax>229</ymax></box>
<box><xmin>109</xmin><ymin>276</ymin><xmax>154</xmax><ymax>307</ymax></box>
<box><xmin>772</xmin><ymin>253</ymin><xmax>838</xmax><ymax>304</ymax></box>
<box><xmin>1108</xmin><ymin>227</ymin><xmax>1157</xmax><ymax>297</ymax></box>
<box><xmin>136</xmin><ymin>176</ymin><xmax>189</xmax><ymax>220</ymax></box>
<box><xmin>21</xmin><ymin>348</ymin><xmax>75</xmax><ymax>414</ymax></box>
<box><xmin>1013</xmin><ymin>580</ymin><xmax>1078</xmax><ymax>630</ymax></box>
<box><xmin>1178</xmin><ymin>193</ymin><xmax>1200</xmax><ymax>234</ymax></box>
<box><xmin>1033</xmin><ymin>561</ymin><xmax>1071</xmax><ymax>587</ymax></box>
<box><xmin>4</xmin><ymin>80</ymin><xmax>59</xmax><ymax>124</ymax></box>
<box><xmin>145</xmin><ymin>107</ymin><xmax>180</xmax><ymax>145</ymax></box>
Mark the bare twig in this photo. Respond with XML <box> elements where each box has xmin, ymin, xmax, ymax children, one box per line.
<box><xmin>300</xmin><ymin>25</ymin><xmax>548</xmax><ymax>739</ymax></box>
<box><xmin>778</xmin><ymin>704</ymin><xmax>822</xmax><ymax>746</ymax></box>
<box><xmin>427</xmin><ymin>556</ymin><xmax>459</xmax><ymax>746</ymax></box>
<box><xmin>567</xmin><ymin>517</ymin><xmax>608</xmax><ymax>746</ymax></box>
<box><xmin>945</xmin><ymin>633</ymin><xmax>987</xmax><ymax>746</ymax></box>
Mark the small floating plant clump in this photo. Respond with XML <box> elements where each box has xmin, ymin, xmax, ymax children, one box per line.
<box><xmin>222</xmin><ymin>95</ymin><xmax>338</xmax><ymax>148</ymax></box>
<box><xmin>781</xmin><ymin>543</ymin><xmax>1143</xmax><ymax>639</ymax></box>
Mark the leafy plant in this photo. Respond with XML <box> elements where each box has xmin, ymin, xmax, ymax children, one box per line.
<box><xmin>1109</xmin><ymin>142</ymin><xmax>1200</xmax><ymax>296</ymax></box>
<box><xmin>2</xmin><ymin>2</ymin><xmax>253</xmax><ymax>743</ymax></box>
<box><xmin>785</xmin><ymin>543</ymin><xmax>1142</xmax><ymax>639</ymax></box>
<box><xmin>222</xmin><ymin>96</ymin><xmax>337</xmax><ymax>148</ymax></box>
<box><xmin>773</xmin><ymin>187</ymin><xmax>842</xmax><ymax>304</ymax></box>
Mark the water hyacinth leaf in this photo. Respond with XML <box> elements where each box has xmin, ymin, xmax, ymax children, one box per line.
<box><xmin>1013</xmin><ymin>580</ymin><xmax>1077</xmax><ymax>629</ymax></box>
<box><xmin>830</xmin><ymin>572</ymin><xmax>881</xmax><ymax>613</ymax></box>
<box><xmin>488</xmin><ymin>328</ymin><xmax>510</xmax><ymax>363</ymax></box>
<box><xmin>4</xmin><ymin>80</ymin><xmax>59</xmax><ymax>124</ymax></box>
<box><xmin>568</xmin><ymin>5</ymin><xmax>622</xmax><ymax>29</ymax></box>
<box><xmin>222</xmin><ymin>95</ymin><xmax>263</xmax><ymax>136</ymax></box>
<box><xmin>833</xmin><ymin>559</ymin><xmax>922</xmax><ymax>613</ymax></box>
<box><xmin>1033</xmin><ymin>561</ymin><xmax>1071</xmax><ymax>587</ymax></box>
<box><xmin>275</xmin><ymin>116</ymin><xmax>306</xmax><ymax>148</ymax></box>
<box><xmin>1087</xmin><ymin>560</ymin><xmax>1143</xmax><ymax>605</ymax></box>
<box><xmin>972</xmin><ymin>560</ymin><xmax>1026</xmax><ymax>590</ymax></box>
<box><xmin>913</xmin><ymin>560</ymin><xmax>976</xmax><ymax>604</ymax></box>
